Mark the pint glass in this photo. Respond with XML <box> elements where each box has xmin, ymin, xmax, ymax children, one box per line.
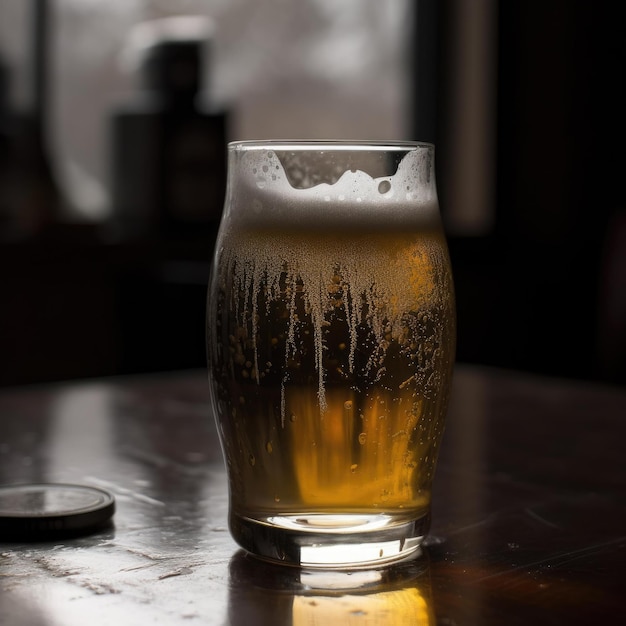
<box><xmin>207</xmin><ymin>141</ymin><xmax>455</xmax><ymax>568</ymax></box>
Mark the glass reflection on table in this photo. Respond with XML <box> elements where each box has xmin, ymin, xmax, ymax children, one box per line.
<box><xmin>227</xmin><ymin>549</ymin><xmax>434</xmax><ymax>626</ymax></box>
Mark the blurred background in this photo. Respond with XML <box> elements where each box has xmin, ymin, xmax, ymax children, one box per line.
<box><xmin>0</xmin><ymin>0</ymin><xmax>624</xmax><ymax>387</ymax></box>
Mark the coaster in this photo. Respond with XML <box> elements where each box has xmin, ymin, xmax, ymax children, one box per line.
<box><xmin>0</xmin><ymin>483</ymin><xmax>115</xmax><ymax>540</ymax></box>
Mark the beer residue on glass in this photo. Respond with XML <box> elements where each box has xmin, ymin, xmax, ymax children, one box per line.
<box><xmin>217</xmin><ymin>148</ymin><xmax>446</xmax><ymax>426</ymax></box>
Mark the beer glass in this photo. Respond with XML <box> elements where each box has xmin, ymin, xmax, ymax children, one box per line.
<box><xmin>207</xmin><ymin>141</ymin><xmax>455</xmax><ymax>568</ymax></box>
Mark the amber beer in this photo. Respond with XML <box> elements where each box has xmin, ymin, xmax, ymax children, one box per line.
<box><xmin>207</xmin><ymin>142</ymin><xmax>455</xmax><ymax>567</ymax></box>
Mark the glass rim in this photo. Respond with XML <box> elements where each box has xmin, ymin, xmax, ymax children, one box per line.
<box><xmin>228</xmin><ymin>139</ymin><xmax>434</xmax><ymax>152</ymax></box>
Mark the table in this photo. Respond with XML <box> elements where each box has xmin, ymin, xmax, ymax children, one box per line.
<box><xmin>1</xmin><ymin>365</ymin><xmax>625</xmax><ymax>625</ymax></box>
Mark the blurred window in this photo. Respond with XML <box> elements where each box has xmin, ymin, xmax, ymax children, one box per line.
<box><xmin>1</xmin><ymin>0</ymin><xmax>412</xmax><ymax>219</ymax></box>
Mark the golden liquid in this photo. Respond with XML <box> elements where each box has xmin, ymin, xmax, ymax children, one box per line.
<box><xmin>208</xmin><ymin>228</ymin><xmax>455</xmax><ymax>523</ymax></box>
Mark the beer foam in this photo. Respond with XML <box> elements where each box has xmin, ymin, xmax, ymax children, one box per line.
<box><xmin>226</xmin><ymin>145</ymin><xmax>439</xmax><ymax>232</ymax></box>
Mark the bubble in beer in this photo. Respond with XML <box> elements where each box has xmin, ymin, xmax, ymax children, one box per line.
<box><xmin>378</xmin><ymin>180</ymin><xmax>391</xmax><ymax>194</ymax></box>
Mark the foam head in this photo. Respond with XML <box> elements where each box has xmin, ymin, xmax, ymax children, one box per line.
<box><xmin>223</xmin><ymin>141</ymin><xmax>440</xmax><ymax>232</ymax></box>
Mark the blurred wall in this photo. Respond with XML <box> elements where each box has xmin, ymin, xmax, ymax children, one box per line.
<box><xmin>423</xmin><ymin>0</ymin><xmax>626</xmax><ymax>383</ymax></box>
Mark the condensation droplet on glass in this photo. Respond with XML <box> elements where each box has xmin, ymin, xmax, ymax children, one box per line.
<box><xmin>274</xmin><ymin>495</ymin><xmax>280</xmax><ymax>502</ymax></box>
<box><xmin>358</xmin><ymin>432</ymin><xmax>367</xmax><ymax>445</ymax></box>
<box><xmin>249</xmin><ymin>454</ymin><xmax>256</xmax><ymax>466</ymax></box>
<box><xmin>324</xmin><ymin>195</ymin><xmax>331</xmax><ymax>202</ymax></box>
<box><xmin>350</xmin><ymin>464</ymin><xmax>358</xmax><ymax>473</ymax></box>
<box><xmin>266</xmin><ymin>441</ymin><xmax>273</xmax><ymax>454</ymax></box>
<box><xmin>378</xmin><ymin>180</ymin><xmax>391</xmax><ymax>194</ymax></box>
<box><xmin>344</xmin><ymin>401</ymin><xmax>353</xmax><ymax>410</ymax></box>
<box><xmin>290</xmin><ymin>413</ymin><xmax>297</xmax><ymax>423</ymax></box>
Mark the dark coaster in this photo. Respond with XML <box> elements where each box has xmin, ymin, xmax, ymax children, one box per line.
<box><xmin>0</xmin><ymin>483</ymin><xmax>115</xmax><ymax>541</ymax></box>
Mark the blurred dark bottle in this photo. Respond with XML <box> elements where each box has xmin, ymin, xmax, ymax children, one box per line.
<box><xmin>0</xmin><ymin>0</ymin><xmax>61</xmax><ymax>241</ymax></box>
<box><xmin>109</xmin><ymin>17</ymin><xmax>228</xmax><ymax>240</ymax></box>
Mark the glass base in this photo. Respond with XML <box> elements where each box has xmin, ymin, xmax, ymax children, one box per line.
<box><xmin>230</xmin><ymin>511</ymin><xmax>430</xmax><ymax>569</ymax></box>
